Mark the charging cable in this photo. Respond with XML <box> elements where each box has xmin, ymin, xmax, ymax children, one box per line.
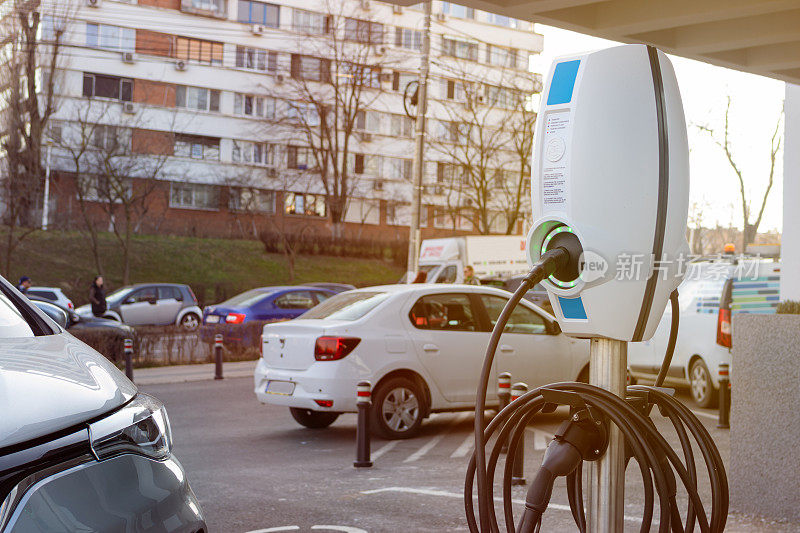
<box><xmin>467</xmin><ymin>254</ymin><xmax>728</xmax><ymax>532</ymax></box>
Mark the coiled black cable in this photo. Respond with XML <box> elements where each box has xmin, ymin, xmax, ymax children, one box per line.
<box><xmin>467</xmin><ymin>260</ymin><xmax>729</xmax><ymax>533</ymax></box>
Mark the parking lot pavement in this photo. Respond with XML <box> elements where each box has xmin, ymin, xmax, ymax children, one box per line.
<box><xmin>142</xmin><ymin>376</ymin><xmax>798</xmax><ymax>532</ymax></box>
<box><xmin>133</xmin><ymin>360</ymin><xmax>257</xmax><ymax>385</ymax></box>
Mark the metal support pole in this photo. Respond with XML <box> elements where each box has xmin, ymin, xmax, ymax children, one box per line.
<box><xmin>123</xmin><ymin>338</ymin><xmax>134</xmax><ymax>381</ymax></box>
<box><xmin>354</xmin><ymin>381</ymin><xmax>373</xmax><ymax>468</ymax></box>
<box><xmin>214</xmin><ymin>334</ymin><xmax>224</xmax><ymax>380</ymax></box>
<box><xmin>717</xmin><ymin>364</ymin><xmax>730</xmax><ymax>429</ymax></box>
<box><xmin>405</xmin><ymin>0</ymin><xmax>432</xmax><ymax>282</ymax></box>
<box><xmin>510</xmin><ymin>382</ymin><xmax>528</xmax><ymax>485</ymax></box>
<box><xmin>498</xmin><ymin>372</ymin><xmax>511</xmax><ymax>453</ymax></box>
<box><xmin>587</xmin><ymin>338</ymin><xmax>627</xmax><ymax>533</ymax></box>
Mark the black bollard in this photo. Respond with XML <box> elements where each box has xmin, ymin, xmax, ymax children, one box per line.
<box><xmin>498</xmin><ymin>372</ymin><xmax>511</xmax><ymax>453</ymax></box>
<box><xmin>214</xmin><ymin>334</ymin><xmax>224</xmax><ymax>380</ymax></box>
<box><xmin>510</xmin><ymin>382</ymin><xmax>528</xmax><ymax>486</ymax></box>
<box><xmin>123</xmin><ymin>338</ymin><xmax>134</xmax><ymax>381</ymax></box>
<box><xmin>717</xmin><ymin>364</ymin><xmax>730</xmax><ymax>429</ymax></box>
<box><xmin>354</xmin><ymin>381</ymin><xmax>373</xmax><ymax>468</ymax></box>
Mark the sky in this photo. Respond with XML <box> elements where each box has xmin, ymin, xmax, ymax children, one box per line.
<box><xmin>530</xmin><ymin>25</ymin><xmax>786</xmax><ymax>233</ymax></box>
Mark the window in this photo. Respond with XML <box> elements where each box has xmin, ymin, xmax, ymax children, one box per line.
<box><xmin>355</xmin><ymin>110</ymin><xmax>382</xmax><ymax>134</ymax></box>
<box><xmin>126</xmin><ymin>287</ymin><xmax>157</xmax><ymax>304</ymax></box>
<box><xmin>176</xmin><ymin>86</ymin><xmax>220</xmax><ymax>112</ymax></box>
<box><xmin>485</xmin><ymin>85</ymin><xmax>519</xmax><ymax>108</ymax></box>
<box><xmin>186</xmin><ymin>0</ymin><xmax>226</xmax><ymax>15</ymax></box>
<box><xmin>486</xmin><ymin>45</ymin><xmax>518</xmax><ymax>68</ymax></box>
<box><xmin>238</xmin><ymin>0</ymin><xmax>280</xmax><ymax>27</ymax></box>
<box><xmin>441</xmin><ymin>2</ymin><xmax>474</xmax><ymax>19</ymax></box>
<box><xmin>274</xmin><ymin>290</ymin><xmax>315</xmax><ymax>309</ymax></box>
<box><xmin>235</xmin><ymin>46</ymin><xmax>278</xmax><ymax>72</ymax></box>
<box><xmin>434</xmin><ymin>120</ymin><xmax>460</xmax><ymax>142</ymax></box>
<box><xmin>82</xmin><ymin>73</ymin><xmax>133</xmax><ymax>101</ymax></box>
<box><xmin>46</xmin><ymin>121</ymin><xmax>63</xmax><ymax>144</ymax></box>
<box><xmin>286</xmin><ymin>146</ymin><xmax>316</xmax><ymax>170</ymax></box>
<box><xmin>284</xmin><ymin>192</ymin><xmax>325</xmax><ymax>217</ymax></box>
<box><xmin>233</xmin><ymin>93</ymin><xmax>276</xmax><ymax>118</ymax></box>
<box><xmin>169</xmin><ymin>182</ymin><xmax>219</xmax><ymax>210</ymax></box>
<box><xmin>344</xmin><ymin>18</ymin><xmax>383</xmax><ymax>44</ymax></box>
<box><xmin>290</xmin><ymin>54</ymin><xmax>329</xmax><ymax>81</ymax></box>
<box><xmin>392</xmin><ymin>71</ymin><xmax>417</xmax><ymax>92</ymax></box>
<box><xmin>91</xmin><ymin>125</ymin><xmax>131</xmax><ymax>151</ymax></box>
<box><xmin>293</xmin><ymin>8</ymin><xmax>329</xmax><ymax>33</ymax></box>
<box><xmin>175</xmin><ymin>37</ymin><xmax>224</xmax><ymax>66</ymax></box>
<box><xmin>228</xmin><ymin>188</ymin><xmax>276</xmax><ymax>213</ymax></box>
<box><xmin>441</xmin><ymin>79</ymin><xmax>468</xmax><ymax>101</ymax></box>
<box><xmin>158</xmin><ymin>286</ymin><xmax>183</xmax><ymax>301</ymax></box>
<box><xmin>302</xmin><ymin>291</ymin><xmax>389</xmax><ymax>320</ymax></box>
<box><xmin>389</xmin><ymin>114</ymin><xmax>413</xmax><ymax>137</ymax></box>
<box><xmin>78</xmin><ymin>175</ymin><xmax>132</xmax><ymax>203</ymax></box>
<box><xmin>86</xmin><ymin>23</ymin><xmax>135</xmax><ymax>53</ymax></box>
<box><xmin>484</xmin><ymin>11</ymin><xmax>529</xmax><ymax>30</ymax></box>
<box><xmin>442</xmin><ymin>36</ymin><xmax>478</xmax><ymax>61</ymax></box>
<box><xmin>174</xmin><ymin>134</ymin><xmax>220</xmax><ymax>160</ymax></box>
<box><xmin>408</xmin><ymin>293</ymin><xmax>476</xmax><ymax>331</ymax></box>
<box><xmin>481</xmin><ymin>295</ymin><xmax>547</xmax><ymax>334</ymax></box>
<box><xmin>395</xmin><ymin>27</ymin><xmax>422</xmax><ymax>50</ymax></box>
<box><xmin>286</xmin><ymin>103</ymin><xmax>320</xmax><ymax>126</ymax></box>
<box><xmin>232</xmin><ymin>140</ymin><xmax>275</xmax><ymax>166</ymax></box>
<box><xmin>385</xmin><ymin>157</ymin><xmax>412</xmax><ymax>180</ymax></box>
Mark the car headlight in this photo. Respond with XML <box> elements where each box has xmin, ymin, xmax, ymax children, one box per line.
<box><xmin>88</xmin><ymin>393</ymin><xmax>172</xmax><ymax>461</ymax></box>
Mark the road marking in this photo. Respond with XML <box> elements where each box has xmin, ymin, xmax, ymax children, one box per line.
<box><xmin>311</xmin><ymin>527</ymin><xmax>368</xmax><ymax>532</ymax></box>
<box><xmin>245</xmin><ymin>527</ymin><xmax>300</xmax><ymax>532</ymax></box>
<box><xmin>360</xmin><ymin>487</ymin><xmax>642</xmax><ymax>523</ymax></box>
<box><xmin>450</xmin><ymin>434</ymin><xmax>474</xmax><ymax>458</ymax></box>
<box><xmin>371</xmin><ymin>441</ymin><xmax>398</xmax><ymax>460</ymax></box>
<box><xmin>404</xmin><ymin>413</ymin><xmax>469</xmax><ymax>463</ymax></box>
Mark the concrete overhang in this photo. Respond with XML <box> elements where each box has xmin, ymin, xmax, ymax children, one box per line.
<box><xmin>388</xmin><ymin>0</ymin><xmax>800</xmax><ymax>84</ymax></box>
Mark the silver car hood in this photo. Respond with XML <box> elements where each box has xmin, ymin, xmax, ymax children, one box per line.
<box><xmin>0</xmin><ymin>333</ymin><xmax>136</xmax><ymax>449</ymax></box>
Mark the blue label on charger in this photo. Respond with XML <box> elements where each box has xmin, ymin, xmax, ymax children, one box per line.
<box><xmin>547</xmin><ymin>60</ymin><xmax>581</xmax><ymax>106</ymax></box>
<box><xmin>558</xmin><ymin>296</ymin><xmax>588</xmax><ymax>320</ymax></box>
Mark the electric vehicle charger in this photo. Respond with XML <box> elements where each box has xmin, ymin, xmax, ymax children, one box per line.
<box><xmin>466</xmin><ymin>255</ymin><xmax>729</xmax><ymax>533</ymax></box>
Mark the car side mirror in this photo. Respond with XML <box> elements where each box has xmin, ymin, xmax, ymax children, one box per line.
<box><xmin>147</xmin><ymin>296</ymin><xmax>157</xmax><ymax>305</ymax></box>
<box><xmin>123</xmin><ymin>297</ymin><xmax>135</xmax><ymax>305</ymax></box>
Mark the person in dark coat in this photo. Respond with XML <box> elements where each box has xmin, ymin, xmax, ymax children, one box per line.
<box><xmin>89</xmin><ymin>276</ymin><xmax>107</xmax><ymax>317</ymax></box>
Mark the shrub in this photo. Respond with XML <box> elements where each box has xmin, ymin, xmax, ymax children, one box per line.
<box><xmin>776</xmin><ymin>300</ymin><xmax>800</xmax><ymax>314</ymax></box>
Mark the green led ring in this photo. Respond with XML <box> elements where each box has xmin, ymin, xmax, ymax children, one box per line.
<box><xmin>541</xmin><ymin>225</ymin><xmax>578</xmax><ymax>289</ymax></box>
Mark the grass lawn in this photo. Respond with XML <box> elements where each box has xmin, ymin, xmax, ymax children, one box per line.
<box><xmin>6</xmin><ymin>230</ymin><xmax>405</xmax><ymax>305</ymax></box>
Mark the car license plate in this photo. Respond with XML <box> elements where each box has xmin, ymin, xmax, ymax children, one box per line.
<box><xmin>205</xmin><ymin>315</ymin><xmax>220</xmax><ymax>323</ymax></box>
<box><xmin>266</xmin><ymin>380</ymin><xmax>295</xmax><ymax>395</ymax></box>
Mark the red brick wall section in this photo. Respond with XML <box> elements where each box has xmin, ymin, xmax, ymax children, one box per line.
<box><xmin>132</xmin><ymin>129</ymin><xmax>174</xmax><ymax>156</ymax></box>
<box><xmin>133</xmin><ymin>79</ymin><xmax>176</xmax><ymax>107</ymax></box>
<box><xmin>136</xmin><ymin>29</ymin><xmax>174</xmax><ymax>58</ymax></box>
<box><xmin>138</xmin><ymin>0</ymin><xmax>181</xmax><ymax>10</ymax></box>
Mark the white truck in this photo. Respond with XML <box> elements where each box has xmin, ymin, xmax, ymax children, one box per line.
<box><xmin>408</xmin><ymin>236</ymin><xmax>529</xmax><ymax>283</ymax></box>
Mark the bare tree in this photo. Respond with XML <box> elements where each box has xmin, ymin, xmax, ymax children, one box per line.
<box><xmin>0</xmin><ymin>1</ymin><xmax>69</xmax><ymax>275</ymax></box>
<box><xmin>262</xmin><ymin>0</ymin><xmax>395</xmax><ymax>238</ymax></box>
<box><xmin>696</xmin><ymin>96</ymin><xmax>784</xmax><ymax>250</ymax></box>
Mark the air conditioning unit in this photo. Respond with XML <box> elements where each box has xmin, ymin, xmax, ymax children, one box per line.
<box><xmin>121</xmin><ymin>51</ymin><xmax>135</xmax><ymax>63</ymax></box>
<box><xmin>436</xmin><ymin>12</ymin><xmax>447</xmax><ymax>22</ymax></box>
<box><xmin>251</xmin><ymin>24</ymin><xmax>265</xmax><ymax>35</ymax></box>
<box><xmin>86</xmin><ymin>0</ymin><xmax>101</xmax><ymax>7</ymax></box>
<box><xmin>266</xmin><ymin>168</ymin><xmax>278</xmax><ymax>179</ymax></box>
<box><xmin>122</xmin><ymin>102</ymin><xmax>136</xmax><ymax>114</ymax></box>
<box><xmin>175</xmin><ymin>59</ymin><xmax>187</xmax><ymax>71</ymax></box>
<box><xmin>362</xmin><ymin>133</ymin><xmax>373</xmax><ymax>143</ymax></box>
<box><xmin>275</xmin><ymin>74</ymin><xmax>285</xmax><ymax>84</ymax></box>
<box><xmin>376</xmin><ymin>46</ymin><xmax>387</xmax><ymax>56</ymax></box>
<box><xmin>373</xmin><ymin>180</ymin><xmax>383</xmax><ymax>191</ymax></box>
<box><xmin>393</xmin><ymin>5</ymin><xmax>403</xmax><ymax>14</ymax></box>
<box><xmin>360</xmin><ymin>0</ymin><xmax>370</xmax><ymax>10</ymax></box>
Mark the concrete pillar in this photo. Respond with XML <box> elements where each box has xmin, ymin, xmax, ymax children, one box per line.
<box><xmin>782</xmin><ymin>84</ymin><xmax>800</xmax><ymax>301</ymax></box>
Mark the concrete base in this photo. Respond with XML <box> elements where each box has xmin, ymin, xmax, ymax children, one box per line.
<box><xmin>731</xmin><ymin>313</ymin><xmax>800</xmax><ymax>522</ymax></box>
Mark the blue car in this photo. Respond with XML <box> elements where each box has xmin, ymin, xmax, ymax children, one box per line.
<box><xmin>202</xmin><ymin>286</ymin><xmax>336</xmax><ymax>346</ymax></box>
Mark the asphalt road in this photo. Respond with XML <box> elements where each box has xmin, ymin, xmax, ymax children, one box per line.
<box><xmin>142</xmin><ymin>376</ymin><xmax>796</xmax><ymax>533</ymax></box>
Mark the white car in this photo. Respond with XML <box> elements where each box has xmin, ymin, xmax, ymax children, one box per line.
<box><xmin>254</xmin><ymin>284</ymin><xmax>590</xmax><ymax>438</ymax></box>
<box><xmin>628</xmin><ymin>259</ymin><xmax>780</xmax><ymax>407</ymax></box>
<box><xmin>27</xmin><ymin>286</ymin><xmax>74</xmax><ymax>310</ymax></box>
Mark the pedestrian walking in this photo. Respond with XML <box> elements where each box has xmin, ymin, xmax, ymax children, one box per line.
<box><xmin>89</xmin><ymin>276</ymin><xmax>107</xmax><ymax>317</ymax></box>
<box><xmin>17</xmin><ymin>276</ymin><xmax>31</xmax><ymax>293</ymax></box>
<box><xmin>463</xmin><ymin>265</ymin><xmax>480</xmax><ymax>285</ymax></box>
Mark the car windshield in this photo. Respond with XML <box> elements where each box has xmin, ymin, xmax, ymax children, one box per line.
<box><xmin>398</xmin><ymin>264</ymin><xmax>439</xmax><ymax>283</ymax></box>
<box><xmin>223</xmin><ymin>288</ymin><xmax>275</xmax><ymax>307</ymax></box>
<box><xmin>300</xmin><ymin>291</ymin><xmax>389</xmax><ymax>321</ymax></box>
<box><xmin>0</xmin><ymin>291</ymin><xmax>34</xmax><ymax>338</ymax></box>
<box><xmin>106</xmin><ymin>287</ymin><xmax>133</xmax><ymax>305</ymax></box>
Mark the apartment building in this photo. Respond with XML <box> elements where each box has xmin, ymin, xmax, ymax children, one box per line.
<box><xmin>42</xmin><ymin>0</ymin><xmax>543</xmax><ymax>241</ymax></box>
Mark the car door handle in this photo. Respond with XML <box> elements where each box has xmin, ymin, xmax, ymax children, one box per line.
<box><xmin>422</xmin><ymin>344</ymin><xmax>440</xmax><ymax>353</ymax></box>
<box><xmin>499</xmin><ymin>344</ymin><xmax>515</xmax><ymax>354</ymax></box>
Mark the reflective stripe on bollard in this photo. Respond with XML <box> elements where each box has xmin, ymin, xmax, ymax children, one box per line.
<box><xmin>123</xmin><ymin>338</ymin><xmax>134</xmax><ymax>381</ymax></box>
<box><xmin>354</xmin><ymin>381</ymin><xmax>373</xmax><ymax>468</ymax></box>
<box><xmin>214</xmin><ymin>334</ymin><xmax>224</xmax><ymax>380</ymax></box>
<box><xmin>717</xmin><ymin>364</ymin><xmax>730</xmax><ymax>429</ymax></box>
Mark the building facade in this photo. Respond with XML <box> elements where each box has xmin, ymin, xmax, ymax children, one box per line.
<box><xmin>42</xmin><ymin>0</ymin><xmax>543</xmax><ymax>242</ymax></box>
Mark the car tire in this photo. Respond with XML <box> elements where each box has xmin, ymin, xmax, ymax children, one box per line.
<box><xmin>689</xmin><ymin>358</ymin><xmax>718</xmax><ymax>408</ymax></box>
<box><xmin>371</xmin><ymin>377</ymin><xmax>424</xmax><ymax>439</ymax></box>
<box><xmin>289</xmin><ymin>407</ymin><xmax>340</xmax><ymax>429</ymax></box>
<box><xmin>179</xmin><ymin>313</ymin><xmax>201</xmax><ymax>331</ymax></box>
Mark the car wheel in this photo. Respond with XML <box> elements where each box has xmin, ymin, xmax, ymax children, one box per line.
<box><xmin>179</xmin><ymin>313</ymin><xmax>200</xmax><ymax>331</ymax></box>
<box><xmin>289</xmin><ymin>407</ymin><xmax>340</xmax><ymax>429</ymax></box>
<box><xmin>689</xmin><ymin>359</ymin><xmax>718</xmax><ymax>408</ymax></box>
<box><xmin>371</xmin><ymin>377</ymin><xmax>424</xmax><ymax>439</ymax></box>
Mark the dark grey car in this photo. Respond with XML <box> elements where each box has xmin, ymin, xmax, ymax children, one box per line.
<box><xmin>0</xmin><ymin>276</ymin><xmax>206</xmax><ymax>532</ymax></box>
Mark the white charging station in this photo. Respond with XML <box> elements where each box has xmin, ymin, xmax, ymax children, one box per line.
<box><xmin>526</xmin><ymin>44</ymin><xmax>690</xmax><ymax>342</ymax></box>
